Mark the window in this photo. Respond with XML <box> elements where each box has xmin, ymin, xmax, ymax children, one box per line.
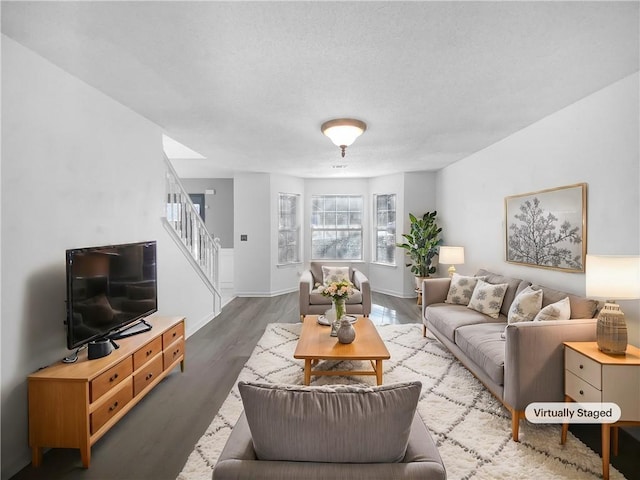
<box><xmin>373</xmin><ymin>194</ymin><xmax>396</xmax><ymax>265</ymax></box>
<box><xmin>311</xmin><ymin>195</ymin><xmax>363</xmax><ymax>260</ymax></box>
<box><xmin>278</xmin><ymin>193</ymin><xmax>300</xmax><ymax>265</ymax></box>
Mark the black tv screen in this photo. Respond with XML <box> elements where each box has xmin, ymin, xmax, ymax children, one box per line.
<box><xmin>65</xmin><ymin>241</ymin><xmax>157</xmax><ymax>349</ymax></box>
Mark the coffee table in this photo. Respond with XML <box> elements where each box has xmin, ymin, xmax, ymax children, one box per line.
<box><xmin>293</xmin><ymin>316</ymin><xmax>391</xmax><ymax>385</ymax></box>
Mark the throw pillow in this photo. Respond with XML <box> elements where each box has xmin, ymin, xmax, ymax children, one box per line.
<box><xmin>238</xmin><ymin>381</ymin><xmax>421</xmax><ymax>463</ymax></box>
<box><xmin>445</xmin><ymin>274</ymin><xmax>486</xmax><ymax>306</ymax></box>
<box><xmin>322</xmin><ymin>265</ymin><xmax>350</xmax><ymax>284</ymax></box>
<box><xmin>467</xmin><ymin>279</ymin><xmax>508</xmax><ymax>318</ymax></box>
<box><xmin>507</xmin><ymin>286</ymin><xmax>543</xmax><ymax>324</ymax></box>
<box><xmin>534</xmin><ymin>296</ymin><xmax>571</xmax><ymax>321</ymax></box>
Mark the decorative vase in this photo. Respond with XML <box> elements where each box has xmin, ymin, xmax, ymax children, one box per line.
<box><xmin>337</xmin><ymin>317</ymin><xmax>356</xmax><ymax>344</ymax></box>
<box><xmin>330</xmin><ymin>298</ymin><xmax>345</xmax><ymax>337</ymax></box>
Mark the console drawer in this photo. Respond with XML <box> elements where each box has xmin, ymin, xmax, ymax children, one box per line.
<box><xmin>133</xmin><ymin>355</ymin><xmax>163</xmax><ymax>396</ymax></box>
<box><xmin>90</xmin><ymin>357</ymin><xmax>133</xmax><ymax>403</ymax></box>
<box><xmin>90</xmin><ymin>377</ymin><xmax>133</xmax><ymax>434</ymax></box>
<box><xmin>163</xmin><ymin>337</ymin><xmax>184</xmax><ymax>370</ymax></box>
<box><xmin>565</xmin><ymin>347</ymin><xmax>601</xmax><ymax>390</ymax></box>
<box><xmin>162</xmin><ymin>322</ymin><xmax>184</xmax><ymax>348</ymax></box>
<box><xmin>133</xmin><ymin>337</ymin><xmax>162</xmax><ymax>370</ymax></box>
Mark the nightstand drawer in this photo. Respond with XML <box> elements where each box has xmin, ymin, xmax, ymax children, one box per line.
<box><xmin>565</xmin><ymin>347</ymin><xmax>601</xmax><ymax>390</ymax></box>
<box><xmin>565</xmin><ymin>370</ymin><xmax>602</xmax><ymax>403</ymax></box>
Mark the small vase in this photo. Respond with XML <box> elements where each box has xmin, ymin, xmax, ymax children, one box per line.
<box><xmin>337</xmin><ymin>317</ymin><xmax>356</xmax><ymax>344</ymax></box>
<box><xmin>330</xmin><ymin>298</ymin><xmax>345</xmax><ymax>337</ymax></box>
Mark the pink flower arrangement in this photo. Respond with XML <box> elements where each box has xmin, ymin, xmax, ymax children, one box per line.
<box><xmin>315</xmin><ymin>279</ymin><xmax>354</xmax><ymax>301</ymax></box>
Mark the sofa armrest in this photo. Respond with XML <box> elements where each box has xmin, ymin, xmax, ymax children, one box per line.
<box><xmin>503</xmin><ymin>318</ymin><xmax>597</xmax><ymax>411</ymax></box>
<box><xmin>352</xmin><ymin>269</ymin><xmax>372</xmax><ymax>316</ymax></box>
<box><xmin>299</xmin><ymin>270</ymin><xmax>314</xmax><ymax>316</ymax></box>
<box><xmin>421</xmin><ymin>278</ymin><xmax>450</xmax><ymax>317</ymax></box>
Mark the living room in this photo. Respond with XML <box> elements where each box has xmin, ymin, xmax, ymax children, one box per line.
<box><xmin>2</xmin><ymin>2</ymin><xmax>639</xmax><ymax>479</ymax></box>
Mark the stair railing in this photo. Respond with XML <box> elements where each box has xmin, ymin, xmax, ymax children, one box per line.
<box><xmin>163</xmin><ymin>154</ymin><xmax>222</xmax><ymax>314</ymax></box>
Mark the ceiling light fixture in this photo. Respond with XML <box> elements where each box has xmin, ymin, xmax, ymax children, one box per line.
<box><xmin>321</xmin><ymin>118</ymin><xmax>367</xmax><ymax>158</ymax></box>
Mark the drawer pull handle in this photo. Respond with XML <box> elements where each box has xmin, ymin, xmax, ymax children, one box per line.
<box><xmin>146</xmin><ymin>373</ymin><xmax>153</xmax><ymax>381</ymax></box>
<box><xmin>579</xmin><ymin>364</ymin><xmax>584</xmax><ymax>369</ymax></box>
<box><xmin>110</xmin><ymin>373</ymin><xmax>119</xmax><ymax>382</ymax></box>
<box><xmin>109</xmin><ymin>401</ymin><xmax>119</xmax><ymax>412</ymax></box>
<box><xmin>146</xmin><ymin>350</ymin><xmax>152</xmax><ymax>356</ymax></box>
<box><xmin>579</xmin><ymin>390</ymin><xmax>584</xmax><ymax>395</ymax></box>
<box><xmin>173</xmin><ymin>349</ymin><xmax>180</xmax><ymax>357</ymax></box>
<box><xmin>172</xmin><ymin>332</ymin><xmax>177</xmax><ymax>338</ymax></box>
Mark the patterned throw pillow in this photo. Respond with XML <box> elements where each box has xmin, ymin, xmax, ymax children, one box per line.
<box><xmin>445</xmin><ymin>274</ymin><xmax>486</xmax><ymax>306</ymax></box>
<box><xmin>322</xmin><ymin>266</ymin><xmax>350</xmax><ymax>284</ymax></box>
<box><xmin>534</xmin><ymin>296</ymin><xmax>571</xmax><ymax>321</ymax></box>
<box><xmin>507</xmin><ymin>286</ymin><xmax>543</xmax><ymax>324</ymax></box>
<box><xmin>467</xmin><ymin>279</ymin><xmax>508</xmax><ymax>318</ymax></box>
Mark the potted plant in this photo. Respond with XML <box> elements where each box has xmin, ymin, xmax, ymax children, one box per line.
<box><xmin>397</xmin><ymin>211</ymin><xmax>443</xmax><ymax>289</ymax></box>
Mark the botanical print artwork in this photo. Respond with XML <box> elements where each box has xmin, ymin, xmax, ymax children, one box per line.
<box><xmin>505</xmin><ymin>183</ymin><xmax>586</xmax><ymax>272</ymax></box>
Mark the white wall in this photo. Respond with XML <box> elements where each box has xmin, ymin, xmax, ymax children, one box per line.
<box><xmin>436</xmin><ymin>73</ymin><xmax>640</xmax><ymax>346</ymax></box>
<box><xmin>270</xmin><ymin>174</ymin><xmax>305</xmax><ymax>295</ymax></box>
<box><xmin>1</xmin><ymin>36</ymin><xmax>214</xmax><ymax>478</ymax></box>
<box><xmin>233</xmin><ymin>173</ymin><xmax>271</xmax><ymax>295</ymax></box>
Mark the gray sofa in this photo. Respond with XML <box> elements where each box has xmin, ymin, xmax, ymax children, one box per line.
<box><xmin>213</xmin><ymin>382</ymin><xmax>446</xmax><ymax>480</ymax></box>
<box><xmin>299</xmin><ymin>262</ymin><xmax>372</xmax><ymax>319</ymax></box>
<box><xmin>422</xmin><ymin>269</ymin><xmax>599</xmax><ymax>441</ymax></box>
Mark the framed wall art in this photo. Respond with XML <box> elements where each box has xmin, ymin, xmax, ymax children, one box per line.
<box><xmin>505</xmin><ymin>183</ymin><xmax>587</xmax><ymax>272</ymax></box>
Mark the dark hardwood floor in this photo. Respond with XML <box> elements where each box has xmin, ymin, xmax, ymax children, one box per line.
<box><xmin>10</xmin><ymin>292</ymin><xmax>639</xmax><ymax>480</ymax></box>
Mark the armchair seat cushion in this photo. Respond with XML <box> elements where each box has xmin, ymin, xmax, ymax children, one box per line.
<box><xmin>309</xmin><ymin>287</ymin><xmax>363</xmax><ymax>305</ymax></box>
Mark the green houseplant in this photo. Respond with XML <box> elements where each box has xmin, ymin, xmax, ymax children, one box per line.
<box><xmin>397</xmin><ymin>211</ymin><xmax>442</xmax><ymax>288</ymax></box>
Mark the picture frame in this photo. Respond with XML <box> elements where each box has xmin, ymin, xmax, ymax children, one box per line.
<box><xmin>505</xmin><ymin>183</ymin><xmax>587</xmax><ymax>272</ymax></box>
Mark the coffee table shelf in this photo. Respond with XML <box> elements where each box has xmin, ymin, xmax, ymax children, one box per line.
<box><xmin>293</xmin><ymin>316</ymin><xmax>390</xmax><ymax>385</ymax></box>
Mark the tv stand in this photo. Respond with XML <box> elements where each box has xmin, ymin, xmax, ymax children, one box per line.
<box><xmin>110</xmin><ymin>318</ymin><xmax>152</xmax><ymax>340</ymax></box>
<box><xmin>28</xmin><ymin>316</ymin><xmax>185</xmax><ymax>468</ymax></box>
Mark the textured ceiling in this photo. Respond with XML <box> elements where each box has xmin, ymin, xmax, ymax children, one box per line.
<box><xmin>2</xmin><ymin>1</ymin><xmax>638</xmax><ymax>178</ymax></box>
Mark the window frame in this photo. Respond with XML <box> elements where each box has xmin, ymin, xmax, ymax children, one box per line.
<box><xmin>310</xmin><ymin>194</ymin><xmax>363</xmax><ymax>261</ymax></box>
<box><xmin>372</xmin><ymin>193</ymin><xmax>397</xmax><ymax>265</ymax></box>
<box><xmin>277</xmin><ymin>192</ymin><xmax>301</xmax><ymax>266</ymax></box>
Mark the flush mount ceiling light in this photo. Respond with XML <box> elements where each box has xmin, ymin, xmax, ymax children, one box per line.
<box><xmin>321</xmin><ymin>118</ymin><xmax>367</xmax><ymax>157</ymax></box>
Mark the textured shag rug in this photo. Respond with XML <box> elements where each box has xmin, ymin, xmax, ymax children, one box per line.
<box><xmin>177</xmin><ymin>322</ymin><xmax>624</xmax><ymax>480</ymax></box>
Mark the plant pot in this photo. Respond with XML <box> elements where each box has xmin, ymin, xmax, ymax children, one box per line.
<box><xmin>414</xmin><ymin>276</ymin><xmax>428</xmax><ymax>291</ymax></box>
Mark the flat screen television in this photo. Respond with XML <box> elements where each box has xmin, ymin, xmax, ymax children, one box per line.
<box><xmin>65</xmin><ymin>240</ymin><xmax>157</xmax><ymax>350</ymax></box>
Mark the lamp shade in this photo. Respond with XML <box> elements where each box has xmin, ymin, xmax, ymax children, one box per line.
<box><xmin>439</xmin><ymin>246</ymin><xmax>465</xmax><ymax>265</ymax></box>
<box><xmin>321</xmin><ymin>119</ymin><xmax>366</xmax><ymax>148</ymax></box>
<box><xmin>585</xmin><ymin>255</ymin><xmax>640</xmax><ymax>300</ymax></box>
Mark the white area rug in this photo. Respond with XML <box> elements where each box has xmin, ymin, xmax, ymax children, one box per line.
<box><xmin>178</xmin><ymin>323</ymin><xmax>625</xmax><ymax>480</ymax></box>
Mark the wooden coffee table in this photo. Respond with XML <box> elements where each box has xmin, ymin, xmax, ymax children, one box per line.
<box><xmin>293</xmin><ymin>316</ymin><xmax>391</xmax><ymax>385</ymax></box>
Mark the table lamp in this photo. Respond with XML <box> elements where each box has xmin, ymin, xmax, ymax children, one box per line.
<box><xmin>439</xmin><ymin>246</ymin><xmax>465</xmax><ymax>277</ymax></box>
<box><xmin>585</xmin><ymin>254</ymin><xmax>640</xmax><ymax>355</ymax></box>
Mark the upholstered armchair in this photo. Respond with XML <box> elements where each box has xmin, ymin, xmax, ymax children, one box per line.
<box><xmin>299</xmin><ymin>262</ymin><xmax>372</xmax><ymax>319</ymax></box>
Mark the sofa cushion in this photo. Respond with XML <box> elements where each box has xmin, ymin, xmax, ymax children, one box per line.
<box><xmin>507</xmin><ymin>286</ymin><xmax>543</xmax><ymax>324</ymax></box>
<box><xmin>467</xmin><ymin>279</ymin><xmax>508</xmax><ymax>319</ymax></box>
<box><xmin>238</xmin><ymin>381</ymin><xmax>421</xmax><ymax>464</ymax></box>
<box><xmin>476</xmin><ymin>269</ymin><xmax>530</xmax><ymax>317</ymax></box>
<box><xmin>310</xmin><ymin>262</ymin><xmax>353</xmax><ymax>285</ymax></box>
<box><xmin>534</xmin><ymin>296</ymin><xmax>571</xmax><ymax>321</ymax></box>
<box><xmin>531</xmin><ymin>284</ymin><xmax>598</xmax><ymax>319</ymax></box>
<box><xmin>426</xmin><ymin>303</ymin><xmax>504</xmax><ymax>343</ymax></box>
<box><xmin>309</xmin><ymin>287</ymin><xmax>363</xmax><ymax>305</ymax></box>
<box><xmin>445</xmin><ymin>273</ymin><xmax>486</xmax><ymax>306</ymax></box>
<box><xmin>455</xmin><ymin>323</ymin><xmax>506</xmax><ymax>386</ymax></box>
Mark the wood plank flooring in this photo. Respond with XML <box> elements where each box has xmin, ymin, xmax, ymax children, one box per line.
<box><xmin>10</xmin><ymin>292</ymin><xmax>639</xmax><ymax>480</ymax></box>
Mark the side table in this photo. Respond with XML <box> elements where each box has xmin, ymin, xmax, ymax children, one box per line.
<box><xmin>561</xmin><ymin>341</ymin><xmax>640</xmax><ymax>480</ymax></box>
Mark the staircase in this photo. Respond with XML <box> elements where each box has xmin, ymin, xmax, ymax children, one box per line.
<box><xmin>163</xmin><ymin>154</ymin><xmax>223</xmax><ymax>316</ymax></box>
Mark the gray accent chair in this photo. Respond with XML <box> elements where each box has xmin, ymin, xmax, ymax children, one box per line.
<box><xmin>212</xmin><ymin>382</ymin><xmax>446</xmax><ymax>480</ymax></box>
<box><xmin>299</xmin><ymin>262</ymin><xmax>372</xmax><ymax>319</ymax></box>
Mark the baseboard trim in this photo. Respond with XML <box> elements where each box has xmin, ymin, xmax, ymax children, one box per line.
<box><xmin>234</xmin><ymin>287</ymin><xmax>298</xmax><ymax>298</ymax></box>
<box><xmin>184</xmin><ymin>311</ymin><xmax>217</xmax><ymax>338</ymax></box>
<box><xmin>371</xmin><ymin>287</ymin><xmax>416</xmax><ymax>299</ymax></box>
